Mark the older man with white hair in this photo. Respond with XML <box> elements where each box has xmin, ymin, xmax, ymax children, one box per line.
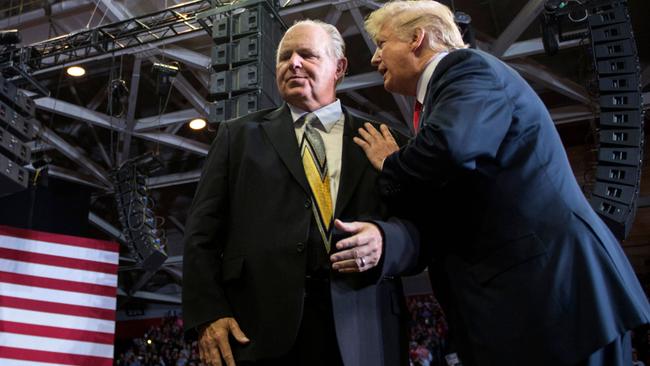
<box><xmin>182</xmin><ymin>19</ymin><xmax>420</xmax><ymax>366</ymax></box>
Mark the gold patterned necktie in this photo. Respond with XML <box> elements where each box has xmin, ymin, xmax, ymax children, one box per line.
<box><xmin>300</xmin><ymin>113</ymin><xmax>333</xmax><ymax>252</ymax></box>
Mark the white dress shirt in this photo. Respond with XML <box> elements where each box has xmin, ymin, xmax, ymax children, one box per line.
<box><xmin>416</xmin><ymin>51</ymin><xmax>449</xmax><ymax>112</ymax></box>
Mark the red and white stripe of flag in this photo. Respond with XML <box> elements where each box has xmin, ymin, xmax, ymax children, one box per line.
<box><xmin>0</xmin><ymin>225</ymin><xmax>119</xmax><ymax>366</ymax></box>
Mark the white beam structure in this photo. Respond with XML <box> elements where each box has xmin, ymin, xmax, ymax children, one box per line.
<box><xmin>29</xmin><ymin>32</ymin><xmax>207</xmax><ymax>77</ymax></box>
<box><xmin>345</xmin><ymin>4</ymin><xmax>412</xmax><ymax>123</ymax></box>
<box><xmin>549</xmin><ymin>105</ymin><xmax>595</xmax><ymax>125</ymax></box>
<box><xmin>324</xmin><ymin>7</ymin><xmax>343</xmax><ymax>26</ymax></box>
<box><xmin>347</xmin><ymin>106</ymin><xmax>410</xmax><ymax>137</ymax></box>
<box><xmin>147</xmin><ymin>170</ymin><xmax>202</xmax><ymax>189</ymax></box>
<box><xmin>24</xmin><ymin>164</ymin><xmax>106</xmax><ymax>189</ymax></box>
<box><xmin>0</xmin><ymin>0</ymin><xmax>93</xmax><ymax>30</ymax></box>
<box><xmin>31</xmin><ymin>94</ymin><xmax>210</xmax><ymax>155</ymax></box>
<box><xmin>346</xmin><ymin>91</ymin><xmax>405</xmax><ymax>129</ymax></box>
<box><xmin>35</xmin><ymin>124</ymin><xmax>113</xmax><ymax>187</ymax></box>
<box><xmin>509</xmin><ymin>60</ymin><xmax>591</xmax><ymax>105</ymax></box>
<box><xmin>88</xmin><ymin>211</ymin><xmax>127</xmax><ymax>244</ymax></box>
<box><xmin>337</xmin><ymin>72</ymin><xmax>383</xmax><ymax>92</ymax></box>
<box><xmin>119</xmin><ymin>57</ymin><xmax>143</xmax><ymax>165</ymax></box>
<box><xmin>171</xmin><ymin>74</ymin><xmax>210</xmax><ymax>116</ymax></box>
<box><xmin>349</xmin><ymin>6</ymin><xmax>376</xmax><ymax>54</ymax></box>
<box><xmin>502</xmin><ymin>37</ymin><xmax>583</xmax><ymax>60</ymax></box>
<box><xmin>97</xmin><ymin>0</ymin><xmax>134</xmax><ymax>23</ymax></box>
<box><xmin>129</xmin><ymin>270</ymin><xmax>158</xmax><ymax>295</ymax></box>
<box><xmin>135</xmin><ymin>132</ymin><xmax>209</xmax><ymax>156</ymax></box>
<box><xmin>127</xmin><ymin>291</ymin><xmax>181</xmax><ymax>304</ymax></box>
<box><xmin>490</xmin><ymin>0</ymin><xmax>546</xmax><ymax>58</ymax></box>
<box><xmin>158</xmin><ymin>46</ymin><xmax>211</xmax><ymax>71</ymax></box>
<box><xmin>135</xmin><ymin>109</ymin><xmax>203</xmax><ymax>131</ymax></box>
<box><xmin>279</xmin><ymin>0</ymin><xmax>332</xmax><ymax>15</ymax></box>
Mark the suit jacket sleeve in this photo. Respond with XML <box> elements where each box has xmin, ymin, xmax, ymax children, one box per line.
<box><xmin>382</xmin><ymin>51</ymin><xmax>514</xmax><ymax>189</ymax></box>
<box><xmin>373</xmin><ymin>217</ymin><xmax>421</xmax><ymax>277</ymax></box>
<box><xmin>182</xmin><ymin>122</ymin><xmax>232</xmax><ymax>338</ymax></box>
<box><xmin>370</xmin><ymin>128</ymin><xmax>423</xmax><ymax>278</ymax></box>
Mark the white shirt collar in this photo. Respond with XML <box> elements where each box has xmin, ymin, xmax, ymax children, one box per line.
<box><xmin>288</xmin><ymin>99</ymin><xmax>343</xmax><ymax>133</ymax></box>
<box><xmin>416</xmin><ymin>51</ymin><xmax>449</xmax><ymax>105</ymax></box>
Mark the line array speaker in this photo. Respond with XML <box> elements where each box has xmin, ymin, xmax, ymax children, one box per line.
<box><xmin>207</xmin><ymin>0</ymin><xmax>285</xmax><ymax>123</ymax></box>
<box><xmin>0</xmin><ymin>75</ymin><xmax>36</xmax><ymax>197</ymax></box>
<box><xmin>587</xmin><ymin>0</ymin><xmax>644</xmax><ymax>240</ymax></box>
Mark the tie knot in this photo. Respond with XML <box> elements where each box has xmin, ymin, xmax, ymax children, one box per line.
<box><xmin>414</xmin><ymin>101</ymin><xmax>423</xmax><ymax>112</ymax></box>
<box><xmin>303</xmin><ymin>112</ymin><xmax>320</xmax><ymax>129</ymax></box>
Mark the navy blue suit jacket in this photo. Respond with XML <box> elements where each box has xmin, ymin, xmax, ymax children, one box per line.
<box><xmin>381</xmin><ymin>48</ymin><xmax>650</xmax><ymax>365</ymax></box>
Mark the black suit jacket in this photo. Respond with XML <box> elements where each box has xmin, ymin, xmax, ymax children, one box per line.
<box><xmin>381</xmin><ymin>49</ymin><xmax>650</xmax><ymax>365</ymax></box>
<box><xmin>182</xmin><ymin>104</ymin><xmax>420</xmax><ymax>365</ymax></box>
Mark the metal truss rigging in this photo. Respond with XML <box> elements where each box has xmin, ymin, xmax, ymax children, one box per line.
<box><xmin>0</xmin><ymin>0</ymin><xmax>212</xmax><ymax>72</ymax></box>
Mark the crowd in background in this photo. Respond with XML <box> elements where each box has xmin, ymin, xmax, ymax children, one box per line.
<box><xmin>115</xmin><ymin>314</ymin><xmax>200</xmax><ymax>366</ymax></box>
<box><xmin>115</xmin><ymin>295</ymin><xmax>650</xmax><ymax>366</ymax></box>
<box><xmin>115</xmin><ymin>295</ymin><xmax>449</xmax><ymax>366</ymax></box>
<box><xmin>406</xmin><ymin>294</ymin><xmax>448</xmax><ymax>366</ymax></box>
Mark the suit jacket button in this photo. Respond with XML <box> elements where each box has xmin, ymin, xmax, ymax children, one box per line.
<box><xmin>296</xmin><ymin>242</ymin><xmax>305</xmax><ymax>253</ymax></box>
<box><xmin>304</xmin><ymin>200</ymin><xmax>311</xmax><ymax>209</ymax></box>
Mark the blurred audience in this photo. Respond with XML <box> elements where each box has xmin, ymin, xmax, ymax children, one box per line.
<box><xmin>115</xmin><ymin>313</ymin><xmax>202</xmax><ymax>366</ymax></box>
<box><xmin>116</xmin><ymin>298</ymin><xmax>449</xmax><ymax>366</ymax></box>
<box><xmin>116</xmin><ymin>298</ymin><xmax>646</xmax><ymax>366</ymax></box>
<box><xmin>406</xmin><ymin>294</ymin><xmax>448</xmax><ymax>366</ymax></box>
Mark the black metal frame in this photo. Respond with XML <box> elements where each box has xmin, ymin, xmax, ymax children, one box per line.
<box><xmin>0</xmin><ymin>0</ymin><xmax>212</xmax><ymax>72</ymax></box>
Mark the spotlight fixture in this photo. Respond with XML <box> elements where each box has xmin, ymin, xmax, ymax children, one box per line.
<box><xmin>152</xmin><ymin>62</ymin><xmax>179</xmax><ymax>77</ymax></box>
<box><xmin>189</xmin><ymin>118</ymin><xmax>206</xmax><ymax>130</ymax></box>
<box><xmin>66</xmin><ymin>65</ymin><xmax>86</xmax><ymax>77</ymax></box>
<box><xmin>0</xmin><ymin>29</ymin><xmax>21</xmax><ymax>45</ymax></box>
<box><xmin>152</xmin><ymin>61</ymin><xmax>180</xmax><ymax>97</ymax></box>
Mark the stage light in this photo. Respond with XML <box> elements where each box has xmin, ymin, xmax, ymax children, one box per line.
<box><xmin>0</xmin><ymin>29</ymin><xmax>21</xmax><ymax>45</ymax></box>
<box><xmin>152</xmin><ymin>61</ymin><xmax>180</xmax><ymax>97</ymax></box>
<box><xmin>66</xmin><ymin>66</ymin><xmax>86</xmax><ymax>77</ymax></box>
<box><xmin>189</xmin><ymin>118</ymin><xmax>206</xmax><ymax>130</ymax></box>
<box><xmin>152</xmin><ymin>62</ymin><xmax>179</xmax><ymax>77</ymax></box>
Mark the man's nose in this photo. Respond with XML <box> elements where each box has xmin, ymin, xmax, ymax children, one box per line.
<box><xmin>371</xmin><ymin>49</ymin><xmax>380</xmax><ymax>66</ymax></box>
<box><xmin>289</xmin><ymin>52</ymin><xmax>302</xmax><ymax>68</ymax></box>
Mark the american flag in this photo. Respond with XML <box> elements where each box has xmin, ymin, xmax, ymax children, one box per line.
<box><xmin>0</xmin><ymin>225</ymin><xmax>119</xmax><ymax>366</ymax></box>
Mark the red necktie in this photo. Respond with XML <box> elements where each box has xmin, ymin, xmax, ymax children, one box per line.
<box><xmin>412</xmin><ymin>101</ymin><xmax>423</xmax><ymax>133</ymax></box>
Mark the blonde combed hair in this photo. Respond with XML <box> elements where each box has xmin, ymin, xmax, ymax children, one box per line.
<box><xmin>365</xmin><ymin>0</ymin><xmax>467</xmax><ymax>52</ymax></box>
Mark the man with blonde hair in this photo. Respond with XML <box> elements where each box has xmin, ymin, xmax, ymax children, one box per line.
<box><xmin>355</xmin><ymin>1</ymin><xmax>650</xmax><ymax>365</ymax></box>
<box><xmin>183</xmin><ymin>19</ymin><xmax>419</xmax><ymax>366</ymax></box>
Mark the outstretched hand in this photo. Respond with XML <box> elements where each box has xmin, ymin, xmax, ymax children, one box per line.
<box><xmin>353</xmin><ymin>123</ymin><xmax>399</xmax><ymax>171</ymax></box>
<box><xmin>330</xmin><ymin>219</ymin><xmax>383</xmax><ymax>273</ymax></box>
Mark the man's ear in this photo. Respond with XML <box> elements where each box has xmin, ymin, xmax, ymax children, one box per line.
<box><xmin>336</xmin><ymin>57</ymin><xmax>348</xmax><ymax>79</ymax></box>
<box><xmin>410</xmin><ymin>27</ymin><xmax>426</xmax><ymax>52</ymax></box>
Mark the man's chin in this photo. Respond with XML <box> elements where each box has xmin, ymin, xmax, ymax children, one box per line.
<box><xmin>383</xmin><ymin>80</ymin><xmax>397</xmax><ymax>94</ymax></box>
<box><xmin>282</xmin><ymin>93</ymin><xmax>310</xmax><ymax>108</ymax></box>
<box><xmin>383</xmin><ymin>80</ymin><xmax>410</xmax><ymax>96</ymax></box>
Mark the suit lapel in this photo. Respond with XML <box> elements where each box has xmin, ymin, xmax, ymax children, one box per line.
<box><xmin>261</xmin><ymin>104</ymin><xmax>310</xmax><ymax>194</ymax></box>
<box><xmin>335</xmin><ymin>110</ymin><xmax>369</xmax><ymax>218</ymax></box>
